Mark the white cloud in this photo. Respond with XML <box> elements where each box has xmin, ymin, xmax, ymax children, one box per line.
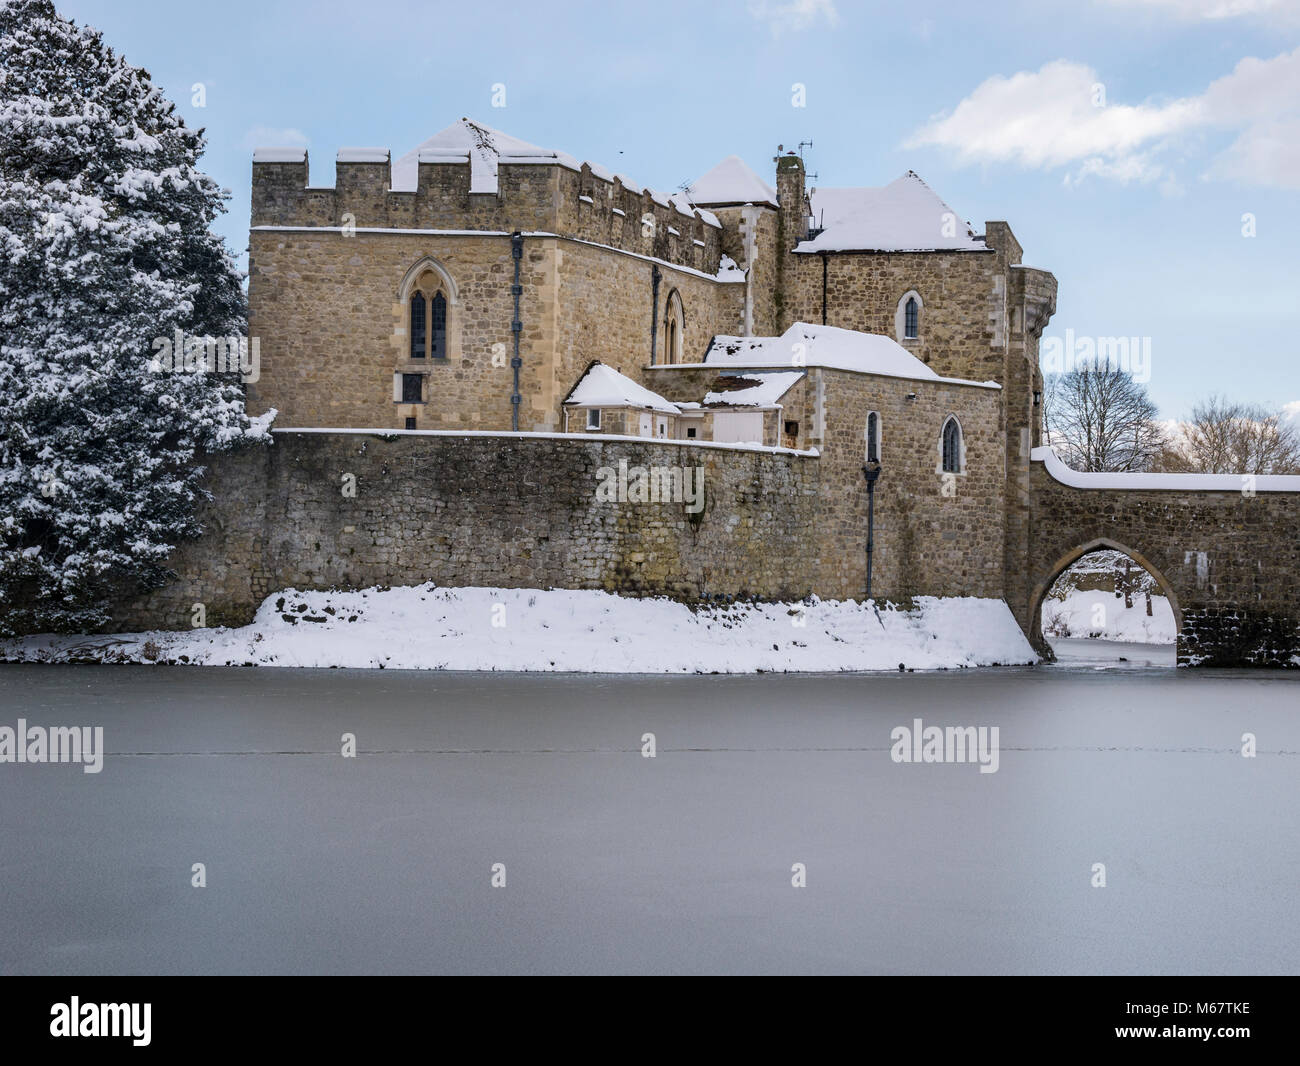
<box><xmin>1098</xmin><ymin>0</ymin><xmax>1300</xmax><ymax>21</ymax></box>
<box><xmin>1208</xmin><ymin>117</ymin><xmax>1300</xmax><ymax>187</ymax></box>
<box><xmin>747</xmin><ymin>0</ymin><xmax>839</xmax><ymax>35</ymax></box>
<box><xmin>906</xmin><ymin>48</ymin><xmax>1300</xmax><ymax>189</ymax></box>
<box><xmin>1284</xmin><ymin>400</ymin><xmax>1300</xmax><ymax>422</ymax></box>
<box><xmin>241</xmin><ymin>125</ymin><xmax>310</xmax><ymax>150</ymax></box>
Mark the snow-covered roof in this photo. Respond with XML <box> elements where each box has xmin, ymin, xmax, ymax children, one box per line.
<box><xmin>565</xmin><ymin>363</ymin><xmax>681</xmax><ymax>414</ymax></box>
<box><xmin>687</xmin><ymin>155</ymin><xmax>778</xmax><ymax>208</ymax></box>
<box><xmin>703</xmin><ymin>371</ymin><xmax>804</xmax><ymax>408</ymax></box>
<box><xmin>387</xmin><ymin>119</ymin><xmax>718</xmax><ymax>227</ymax></box>
<box><xmin>704</xmin><ymin>323</ymin><xmax>946</xmax><ymax>381</ymax></box>
<box><xmin>799</xmin><ymin>172</ymin><xmax>988</xmax><ymax>253</ymax></box>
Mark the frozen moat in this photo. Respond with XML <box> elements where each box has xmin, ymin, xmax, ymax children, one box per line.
<box><xmin>0</xmin><ymin>653</ymin><xmax>1294</xmax><ymax>974</ymax></box>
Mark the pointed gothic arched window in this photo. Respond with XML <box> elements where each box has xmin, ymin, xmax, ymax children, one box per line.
<box><xmin>430</xmin><ymin>291</ymin><xmax>447</xmax><ymax>360</ymax></box>
<box><xmin>409</xmin><ymin>291</ymin><xmax>426</xmax><ymax>360</ymax></box>
<box><xmin>941</xmin><ymin>417</ymin><xmax>963</xmax><ymax>473</ymax></box>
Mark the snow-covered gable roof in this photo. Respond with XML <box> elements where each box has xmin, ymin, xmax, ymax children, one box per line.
<box><xmin>703</xmin><ymin>370</ymin><xmax>804</xmax><ymax>408</ymax></box>
<box><xmin>704</xmin><ymin>323</ymin><xmax>941</xmax><ymax>380</ymax></box>
<box><xmin>387</xmin><ymin>119</ymin><xmax>718</xmax><ymax>227</ymax></box>
<box><xmin>565</xmin><ymin>363</ymin><xmax>681</xmax><ymax>414</ymax></box>
<box><xmin>687</xmin><ymin>155</ymin><xmax>778</xmax><ymax>208</ymax></box>
<box><xmin>799</xmin><ymin>171</ymin><xmax>988</xmax><ymax>253</ymax></box>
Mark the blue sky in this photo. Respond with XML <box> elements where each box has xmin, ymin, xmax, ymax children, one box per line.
<box><xmin>57</xmin><ymin>0</ymin><xmax>1300</xmax><ymax>420</ymax></box>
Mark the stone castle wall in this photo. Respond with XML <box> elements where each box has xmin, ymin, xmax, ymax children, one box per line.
<box><xmin>648</xmin><ymin>365</ymin><xmax>1006</xmax><ymax>599</ymax></box>
<box><xmin>247</xmin><ymin>230</ymin><xmax>745</xmax><ymax>432</ymax></box>
<box><xmin>112</xmin><ymin>432</ymin><xmax>822</xmax><ymax>632</ymax></box>
<box><xmin>808</xmin><ymin>372</ymin><xmax>1006</xmax><ymax>601</ymax></box>
<box><xmin>552</xmin><ymin>241</ymin><xmax>743</xmax><ymax>408</ymax></box>
<box><xmin>252</xmin><ymin>154</ymin><xmax>722</xmax><ymax>275</ymax></box>
<box><xmin>783</xmin><ymin>248</ymin><xmax>1008</xmax><ymax>383</ymax></box>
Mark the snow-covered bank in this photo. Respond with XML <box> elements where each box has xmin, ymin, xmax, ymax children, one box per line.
<box><xmin>1042</xmin><ymin>589</ymin><xmax>1176</xmax><ymax>644</ymax></box>
<box><xmin>0</xmin><ymin>585</ymin><xmax>1037</xmax><ymax>672</ymax></box>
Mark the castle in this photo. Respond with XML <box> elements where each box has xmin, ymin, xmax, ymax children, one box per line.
<box><xmin>105</xmin><ymin>116</ymin><xmax>1297</xmax><ymax>668</ymax></box>
<box><xmin>245</xmin><ymin>118</ymin><xmax>1058</xmax><ymax>610</ymax></box>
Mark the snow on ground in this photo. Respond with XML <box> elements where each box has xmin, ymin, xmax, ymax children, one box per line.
<box><xmin>0</xmin><ymin>585</ymin><xmax>1037</xmax><ymax>672</ymax></box>
<box><xmin>1042</xmin><ymin>589</ymin><xmax>1176</xmax><ymax>644</ymax></box>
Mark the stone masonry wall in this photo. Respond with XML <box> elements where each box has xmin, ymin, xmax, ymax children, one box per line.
<box><xmin>247</xmin><ymin>230</ymin><xmax>744</xmax><ymax>433</ymax></box>
<box><xmin>1027</xmin><ymin>462</ymin><xmax>1300</xmax><ymax>666</ymax></box>
<box><xmin>553</xmin><ymin>241</ymin><xmax>743</xmax><ymax>405</ymax></box>
<box><xmin>784</xmin><ymin>249</ymin><xmax>1007</xmax><ymax>383</ymax></box>
<box><xmin>112</xmin><ymin>432</ymin><xmax>822</xmax><ymax>632</ymax></box>
<box><xmin>809</xmin><ymin>372</ymin><xmax>1006</xmax><ymax>601</ymax></box>
<box><xmin>252</xmin><ymin>155</ymin><xmax>721</xmax><ymax>276</ymax></box>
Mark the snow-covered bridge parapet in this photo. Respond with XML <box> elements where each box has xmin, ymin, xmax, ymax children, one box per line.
<box><xmin>1024</xmin><ymin>448</ymin><xmax>1300</xmax><ymax>667</ymax></box>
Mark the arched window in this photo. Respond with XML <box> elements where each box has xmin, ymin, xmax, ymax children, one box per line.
<box><xmin>406</xmin><ymin>271</ymin><xmax>451</xmax><ymax>361</ymax></box>
<box><xmin>664</xmin><ymin>290</ymin><xmax>685</xmax><ymax>365</ymax></box>
<box><xmin>895</xmin><ymin>289</ymin><xmax>923</xmax><ymax>343</ymax></box>
<box><xmin>409</xmin><ymin>292</ymin><xmax>426</xmax><ymax>360</ymax></box>
<box><xmin>430</xmin><ymin>291</ymin><xmax>447</xmax><ymax>359</ymax></box>
<box><xmin>941</xmin><ymin>416</ymin><xmax>963</xmax><ymax>473</ymax></box>
<box><xmin>865</xmin><ymin>411</ymin><xmax>880</xmax><ymax>463</ymax></box>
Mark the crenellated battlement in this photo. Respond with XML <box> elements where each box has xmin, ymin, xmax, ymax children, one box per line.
<box><xmin>251</xmin><ymin>142</ymin><xmax>724</xmax><ymax>274</ymax></box>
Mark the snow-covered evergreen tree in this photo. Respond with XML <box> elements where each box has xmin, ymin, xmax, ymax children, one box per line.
<box><xmin>0</xmin><ymin>0</ymin><xmax>272</xmax><ymax>635</ymax></box>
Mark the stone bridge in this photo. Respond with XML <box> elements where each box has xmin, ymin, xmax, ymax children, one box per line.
<box><xmin>1019</xmin><ymin>448</ymin><xmax>1300</xmax><ymax>666</ymax></box>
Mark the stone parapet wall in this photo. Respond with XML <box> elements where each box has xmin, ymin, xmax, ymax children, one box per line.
<box><xmin>251</xmin><ymin>155</ymin><xmax>720</xmax><ymax>275</ymax></box>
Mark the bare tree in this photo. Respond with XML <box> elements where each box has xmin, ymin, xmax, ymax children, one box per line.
<box><xmin>1155</xmin><ymin>396</ymin><xmax>1300</xmax><ymax>474</ymax></box>
<box><xmin>1043</xmin><ymin>365</ymin><xmax>1164</xmax><ymax>472</ymax></box>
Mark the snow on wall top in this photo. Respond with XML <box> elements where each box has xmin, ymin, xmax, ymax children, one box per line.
<box><xmin>703</xmin><ymin>370</ymin><xmax>804</xmax><ymax>408</ymax></box>
<box><xmin>336</xmin><ymin>147</ymin><xmax>390</xmax><ymax>163</ymax></box>
<box><xmin>565</xmin><ymin>363</ymin><xmax>681</xmax><ymax>414</ymax></box>
<box><xmin>384</xmin><ymin>119</ymin><xmax>717</xmax><ymax>227</ymax></box>
<box><xmin>798</xmin><ymin>171</ymin><xmax>988</xmax><ymax>253</ymax></box>
<box><xmin>252</xmin><ymin>147</ymin><xmax>308</xmax><ymax>163</ymax></box>
<box><xmin>715</xmin><ymin>254</ymin><xmax>745</xmax><ymax>283</ymax></box>
<box><xmin>1032</xmin><ymin>447</ymin><xmax>1300</xmax><ymax>492</ymax></box>
<box><xmin>687</xmin><ymin>155</ymin><xmax>779</xmax><ymax>207</ymax></box>
<box><xmin>390</xmin><ymin>118</ymin><xmax>577</xmax><ymax>194</ymax></box>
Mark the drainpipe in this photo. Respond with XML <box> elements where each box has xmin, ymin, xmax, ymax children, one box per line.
<box><xmin>510</xmin><ymin>231</ymin><xmax>523</xmax><ymax>431</ymax></box>
<box><xmin>650</xmin><ymin>264</ymin><xmax>661</xmax><ymax>365</ymax></box>
<box><xmin>863</xmin><ymin>460</ymin><xmax>882</xmax><ymax>601</ymax></box>
<box><xmin>820</xmin><ymin>251</ymin><xmax>828</xmax><ymax>325</ymax></box>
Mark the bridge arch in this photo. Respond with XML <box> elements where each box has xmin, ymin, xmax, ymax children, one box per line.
<box><xmin>1029</xmin><ymin>537</ymin><xmax>1183</xmax><ymax>656</ymax></box>
<box><xmin>1023</xmin><ymin>448</ymin><xmax>1300</xmax><ymax>666</ymax></box>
